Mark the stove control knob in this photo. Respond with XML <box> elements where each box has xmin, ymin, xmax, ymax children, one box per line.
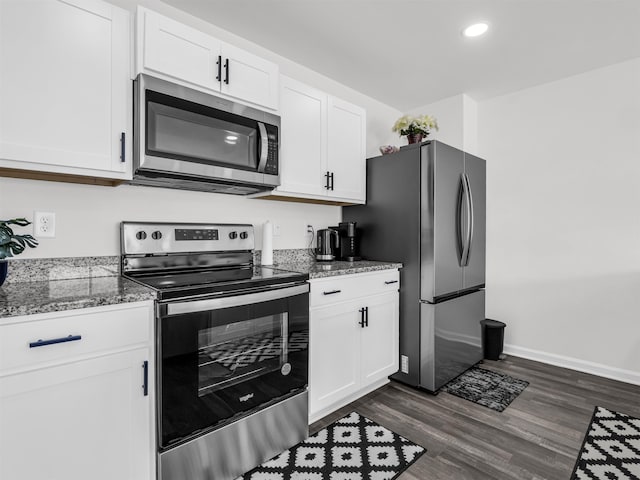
<box><xmin>229</xmin><ymin>231</ymin><xmax>238</xmax><ymax>240</ymax></box>
<box><xmin>136</xmin><ymin>231</ymin><xmax>147</xmax><ymax>240</ymax></box>
<box><xmin>151</xmin><ymin>231</ymin><xmax>162</xmax><ymax>240</ymax></box>
<box><xmin>239</xmin><ymin>231</ymin><xmax>248</xmax><ymax>240</ymax></box>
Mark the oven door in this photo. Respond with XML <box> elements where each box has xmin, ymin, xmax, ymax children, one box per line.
<box><xmin>157</xmin><ymin>283</ymin><xmax>309</xmax><ymax>450</ymax></box>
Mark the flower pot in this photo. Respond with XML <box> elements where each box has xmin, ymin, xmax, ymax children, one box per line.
<box><xmin>406</xmin><ymin>133</ymin><xmax>425</xmax><ymax>144</ymax></box>
<box><xmin>0</xmin><ymin>260</ymin><xmax>7</xmax><ymax>287</ymax></box>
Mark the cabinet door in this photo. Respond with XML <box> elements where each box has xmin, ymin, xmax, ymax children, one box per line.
<box><xmin>0</xmin><ymin>349</ymin><xmax>151</xmax><ymax>480</ymax></box>
<box><xmin>278</xmin><ymin>76</ymin><xmax>328</xmax><ymax>197</ymax></box>
<box><xmin>0</xmin><ymin>0</ymin><xmax>130</xmax><ymax>174</ymax></box>
<box><xmin>327</xmin><ymin>97</ymin><xmax>366</xmax><ymax>202</ymax></box>
<box><xmin>309</xmin><ymin>302</ymin><xmax>361</xmax><ymax>417</ymax></box>
<box><xmin>142</xmin><ymin>8</ymin><xmax>221</xmax><ymax>91</ymax></box>
<box><xmin>360</xmin><ymin>292</ymin><xmax>399</xmax><ymax>384</ymax></box>
<box><xmin>220</xmin><ymin>43</ymin><xmax>278</xmax><ymax>109</ymax></box>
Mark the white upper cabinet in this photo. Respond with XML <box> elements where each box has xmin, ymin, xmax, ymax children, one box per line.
<box><xmin>0</xmin><ymin>0</ymin><xmax>131</xmax><ymax>181</ymax></box>
<box><xmin>142</xmin><ymin>10</ymin><xmax>221</xmax><ymax>90</ymax></box>
<box><xmin>278</xmin><ymin>77</ymin><xmax>328</xmax><ymax>196</ymax></box>
<box><xmin>327</xmin><ymin>97</ymin><xmax>367</xmax><ymax>201</ymax></box>
<box><xmin>266</xmin><ymin>75</ymin><xmax>366</xmax><ymax>205</ymax></box>
<box><xmin>138</xmin><ymin>7</ymin><xmax>279</xmax><ymax>110</ymax></box>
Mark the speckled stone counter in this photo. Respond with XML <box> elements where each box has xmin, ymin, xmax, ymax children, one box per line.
<box><xmin>272</xmin><ymin>259</ymin><xmax>402</xmax><ymax>279</ymax></box>
<box><xmin>0</xmin><ymin>276</ymin><xmax>156</xmax><ymax>319</ymax></box>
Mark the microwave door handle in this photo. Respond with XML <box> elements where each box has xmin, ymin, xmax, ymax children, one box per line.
<box><xmin>257</xmin><ymin>122</ymin><xmax>268</xmax><ymax>173</ymax></box>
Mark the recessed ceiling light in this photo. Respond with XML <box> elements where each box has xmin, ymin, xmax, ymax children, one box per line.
<box><xmin>463</xmin><ymin>22</ymin><xmax>489</xmax><ymax>38</ymax></box>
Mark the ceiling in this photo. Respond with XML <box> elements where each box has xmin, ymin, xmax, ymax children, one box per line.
<box><xmin>162</xmin><ymin>0</ymin><xmax>640</xmax><ymax>111</ymax></box>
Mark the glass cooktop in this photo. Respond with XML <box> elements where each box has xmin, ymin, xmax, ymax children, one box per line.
<box><xmin>127</xmin><ymin>265</ymin><xmax>308</xmax><ymax>301</ymax></box>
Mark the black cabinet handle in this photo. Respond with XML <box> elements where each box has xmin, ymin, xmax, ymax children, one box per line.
<box><xmin>216</xmin><ymin>55</ymin><xmax>222</xmax><ymax>81</ymax></box>
<box><xmin>29</xmin><ymin>334</ymin><xmax>82</xmax><ymax>348</ymax></box>
<box><xmin>224</xmin><ymin>58</ymin><xmax>229</xmax><ymax>84</ymax></box>
<box><xmin>120</xmin><ymin>132</ymin><xmax>125</xmax><ymax>162</ymax></box>
<box><xmin>359</xmin><ymin>308</ymin><xmax>366</xmax><ymax>328</ymax></box>
<box><xmin>142</xmin><ymin>360</ymin><xmax>149</xmax><ymax>396</ymax></box>
<box><xmin>324</xmin><ymin>171</ymin><xmax>331</xmax><ymax>190</ymax></box>
<box><xmin>365</xmin><ymin>306</ymin><xmax>369</xmax><ymax>327</ymax></box>
<box><xmin>330</xmin><ymin>172</ymin><xmax>334</xmax><ymax>191</ymax></box>
<box><xmin>385</xmin><ymin>280</ymin><xmax>398</xmax><ymax>285</ymax></box>
<box><xmin>323</xmin><ymin>289</ymin><xmax>341</xmax><ymax>295</ymax></box>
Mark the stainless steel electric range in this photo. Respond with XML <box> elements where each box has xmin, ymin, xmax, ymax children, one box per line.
<box><xmin>121</xmin><ymin>222</ymin><xmax>309</xmax><ymax>480</ymax></box>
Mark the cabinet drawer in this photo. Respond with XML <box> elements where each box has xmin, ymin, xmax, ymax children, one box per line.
<box><xmin>0</xmin><ymin>304</ymin><xmax>152</xmax><ymax>374</ymax></box>
<box><xmin>310</xmin><ymin>270</ymin><xmax>399</xmax><ymax>308</ymax></box>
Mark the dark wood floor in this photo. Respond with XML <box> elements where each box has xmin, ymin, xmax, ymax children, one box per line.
<box><xmin>310</xmin><ymin>356</ymin><xmax>640</xmax><ymax>479</ymax></box>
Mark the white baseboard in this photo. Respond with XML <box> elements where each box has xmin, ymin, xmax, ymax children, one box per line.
<box><xmin>503</xmin><ymin>343</ymin><xmax>640</xmax><ymax>386</ymax></box>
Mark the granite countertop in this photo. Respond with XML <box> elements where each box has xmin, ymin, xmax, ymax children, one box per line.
<box><xmin>0</xmin><ymin>276</ymin><xmax>157</xmax><ymax>319</ymax></box>
<box><xmin>273</xmin><ymin>259</ymin><xmax>403</xmax><ymax>279</ymax></box>
<box><xmin>0</xmin><ymin>253</ymin><xmax>401</xmax><ymax>319</ymax></box>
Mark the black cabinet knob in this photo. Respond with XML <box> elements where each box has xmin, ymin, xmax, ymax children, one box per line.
<box><xmin>229</xmin><ymin>231</ymin><xmax>238</xmax><ymax>239</ymax></box>
<box><xmin>135</xmin><ymin>231</ymin><xmax>147</xmax><ymax>240</ymax></box>
<box><xmin>239</xmin><ymin>231</ymin><xmax>248</xmax><ymax>239</ymax></box>
<box><xmin>151</xmin><ymin>231</ymin><xmax>162</xmax><ymax>240</ymax></box>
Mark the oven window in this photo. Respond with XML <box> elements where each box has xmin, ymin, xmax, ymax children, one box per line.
<box><xmin>198</xmin><ymin>313</ymin><xmax>287</xmax><ymax>396</ymax></box>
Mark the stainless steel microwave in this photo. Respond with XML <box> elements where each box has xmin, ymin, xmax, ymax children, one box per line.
<box><xmin>132</xmin><ymin>74</ymin><xmax>280</xmax><ymax>195</ymax></box>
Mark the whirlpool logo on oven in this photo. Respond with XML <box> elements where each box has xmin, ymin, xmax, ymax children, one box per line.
<box><xmin>239</xmin><ymin>393</ymin><xmax>254</xmax><ymax>403</ymax></box>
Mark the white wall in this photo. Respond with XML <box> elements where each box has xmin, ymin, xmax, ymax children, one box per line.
<box><xmin>407</xmin><ymin>93</ymin><xmax>478</xmax><ymax>154</ymax></box>
<box><xmin>479</xmin><ymin>58</ymin><xmax>640</xmax><ymax>381</ymax></box>
<box><xmin>0</xmin><ymin>0</ymin><xmax>402</xmax><ymax>259</ymax></box>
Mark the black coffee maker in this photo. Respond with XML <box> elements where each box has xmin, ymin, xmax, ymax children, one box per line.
<box><xmin>332</xmin><ymin>221</ymin><xmax>361</xmax><ymax>262</ymax></box>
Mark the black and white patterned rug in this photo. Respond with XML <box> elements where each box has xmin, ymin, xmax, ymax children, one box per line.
<box><xmin>443</xmin><ymin>366</ymin><xmax>529</xmax><ymax>412</ymax></box>
<box><xmin>237</xmin><ymin>412</ymin><xmax>425</xmax><ymax>479</ymax></box>
<box><xmin>571</xmin><ymin>406</ymin><xmax>640</xmax><ymax>479</ymax></box>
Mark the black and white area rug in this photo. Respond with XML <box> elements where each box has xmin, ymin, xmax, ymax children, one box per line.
<box><xmin>443</xmin><ymin>366</ymin><xmax>529</xmax><ymax>412</ymax></box>
<box><xmin>571</xmin><ymin>406</ymin><xmax>640</xmax><ymax>480</ymax></box>
<box><xmin>238</xmin><ymin>412</ymin><xmax>425</xmax><ymax>479</ymax></box>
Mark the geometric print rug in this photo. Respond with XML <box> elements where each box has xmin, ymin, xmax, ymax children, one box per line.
<box><xmin>237</xmin><ymin>412</ymin><xmax>425</xmax><ymax>479</ymax></box>
<box><xmin>571</xmin><ymin>406</ymin><xmax>640</xmax><ymax>479</ymax></box>
<box><xmin>443</xmin><ymin>366</ymin><xmax>529</xmax><ymax>412</ymax></box>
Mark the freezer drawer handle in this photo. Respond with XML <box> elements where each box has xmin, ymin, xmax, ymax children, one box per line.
<box><xmin>323</xmin><ymin>290</ymin><xmax>341</xmax><ymax>295</ymax></box>
<box><xmin>384</xmin><ymin>280</ymin><xmax>398</xmax><ymax>285</ymax></box>
<box><xmin>29</xmin><ymin>335</ymin><xmax>82</xmax><ymax>348</ymax></box>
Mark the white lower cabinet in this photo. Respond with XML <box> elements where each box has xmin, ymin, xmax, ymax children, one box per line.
<box><xmin>309</xmin><ymin>270</ymin><xmax>399</xmax><ymax>423</ymax></box>
<box><xmin>0</xmin><ymin>302</ymin><xmax>154</xmax><ymax>480</ymax></box>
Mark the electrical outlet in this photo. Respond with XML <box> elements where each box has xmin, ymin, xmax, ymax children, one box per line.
<box><xmin>304</xmin><ymin>224</ymin><xmax>314</xmax><ymax>237</ymax></box>
<box><xmin>401</xmin><ymin>355</ymin><xmax>409</xmax><ymax>374</ymax></box>
<box><xmin>34</xmin><ymin>211</ymin><xmax>56</xmax><ymax>238</ymax></box>
<box><xmin>273</xmin><ymin>223</ymin><xmax>281</xmax><ymax>237</ymax></box>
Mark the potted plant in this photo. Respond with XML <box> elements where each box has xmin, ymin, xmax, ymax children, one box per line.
<box><xmin>0</xmin><ymin>218</ymin><xmax>39</xmax><ymax>286</ymax></box>
<box><xmin>392</xmin><ymin>114</ymin><xmax>439</xmax><ymax>144</ymax></box>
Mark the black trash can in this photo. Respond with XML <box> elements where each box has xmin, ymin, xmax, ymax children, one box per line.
<box><xmin>480</xmin><ymin>319</ymin><xmax>506</xmax><ymax>360</ymax></box>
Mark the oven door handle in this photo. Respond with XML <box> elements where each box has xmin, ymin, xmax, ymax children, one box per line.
<box><xmin>166</xmin><ymin>283</ymin><xmax>309</xmax><ymax>315</ymax></box>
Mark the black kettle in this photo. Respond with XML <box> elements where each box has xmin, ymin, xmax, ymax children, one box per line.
<box><xmin>316</xmin><ymin>228</ymin><xmax>339</xmax><ymax>261</ymax></box>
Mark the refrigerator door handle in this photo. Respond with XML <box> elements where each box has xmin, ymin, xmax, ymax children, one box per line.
<box><xmin>462</xmin><ymin>172</ymin><xmax>474</xmax><ymax>267</ymax></box>
<box><xmin>458</xmin><ymin>174</ymin><xmax>470</xmax><ymax>266</ymax></box>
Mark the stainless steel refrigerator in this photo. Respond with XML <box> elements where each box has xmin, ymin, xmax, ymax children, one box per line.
<box><xmin>343</xmin><ymin>140</ymin><xmax>486</xmax><ymax>392</ymax></box>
